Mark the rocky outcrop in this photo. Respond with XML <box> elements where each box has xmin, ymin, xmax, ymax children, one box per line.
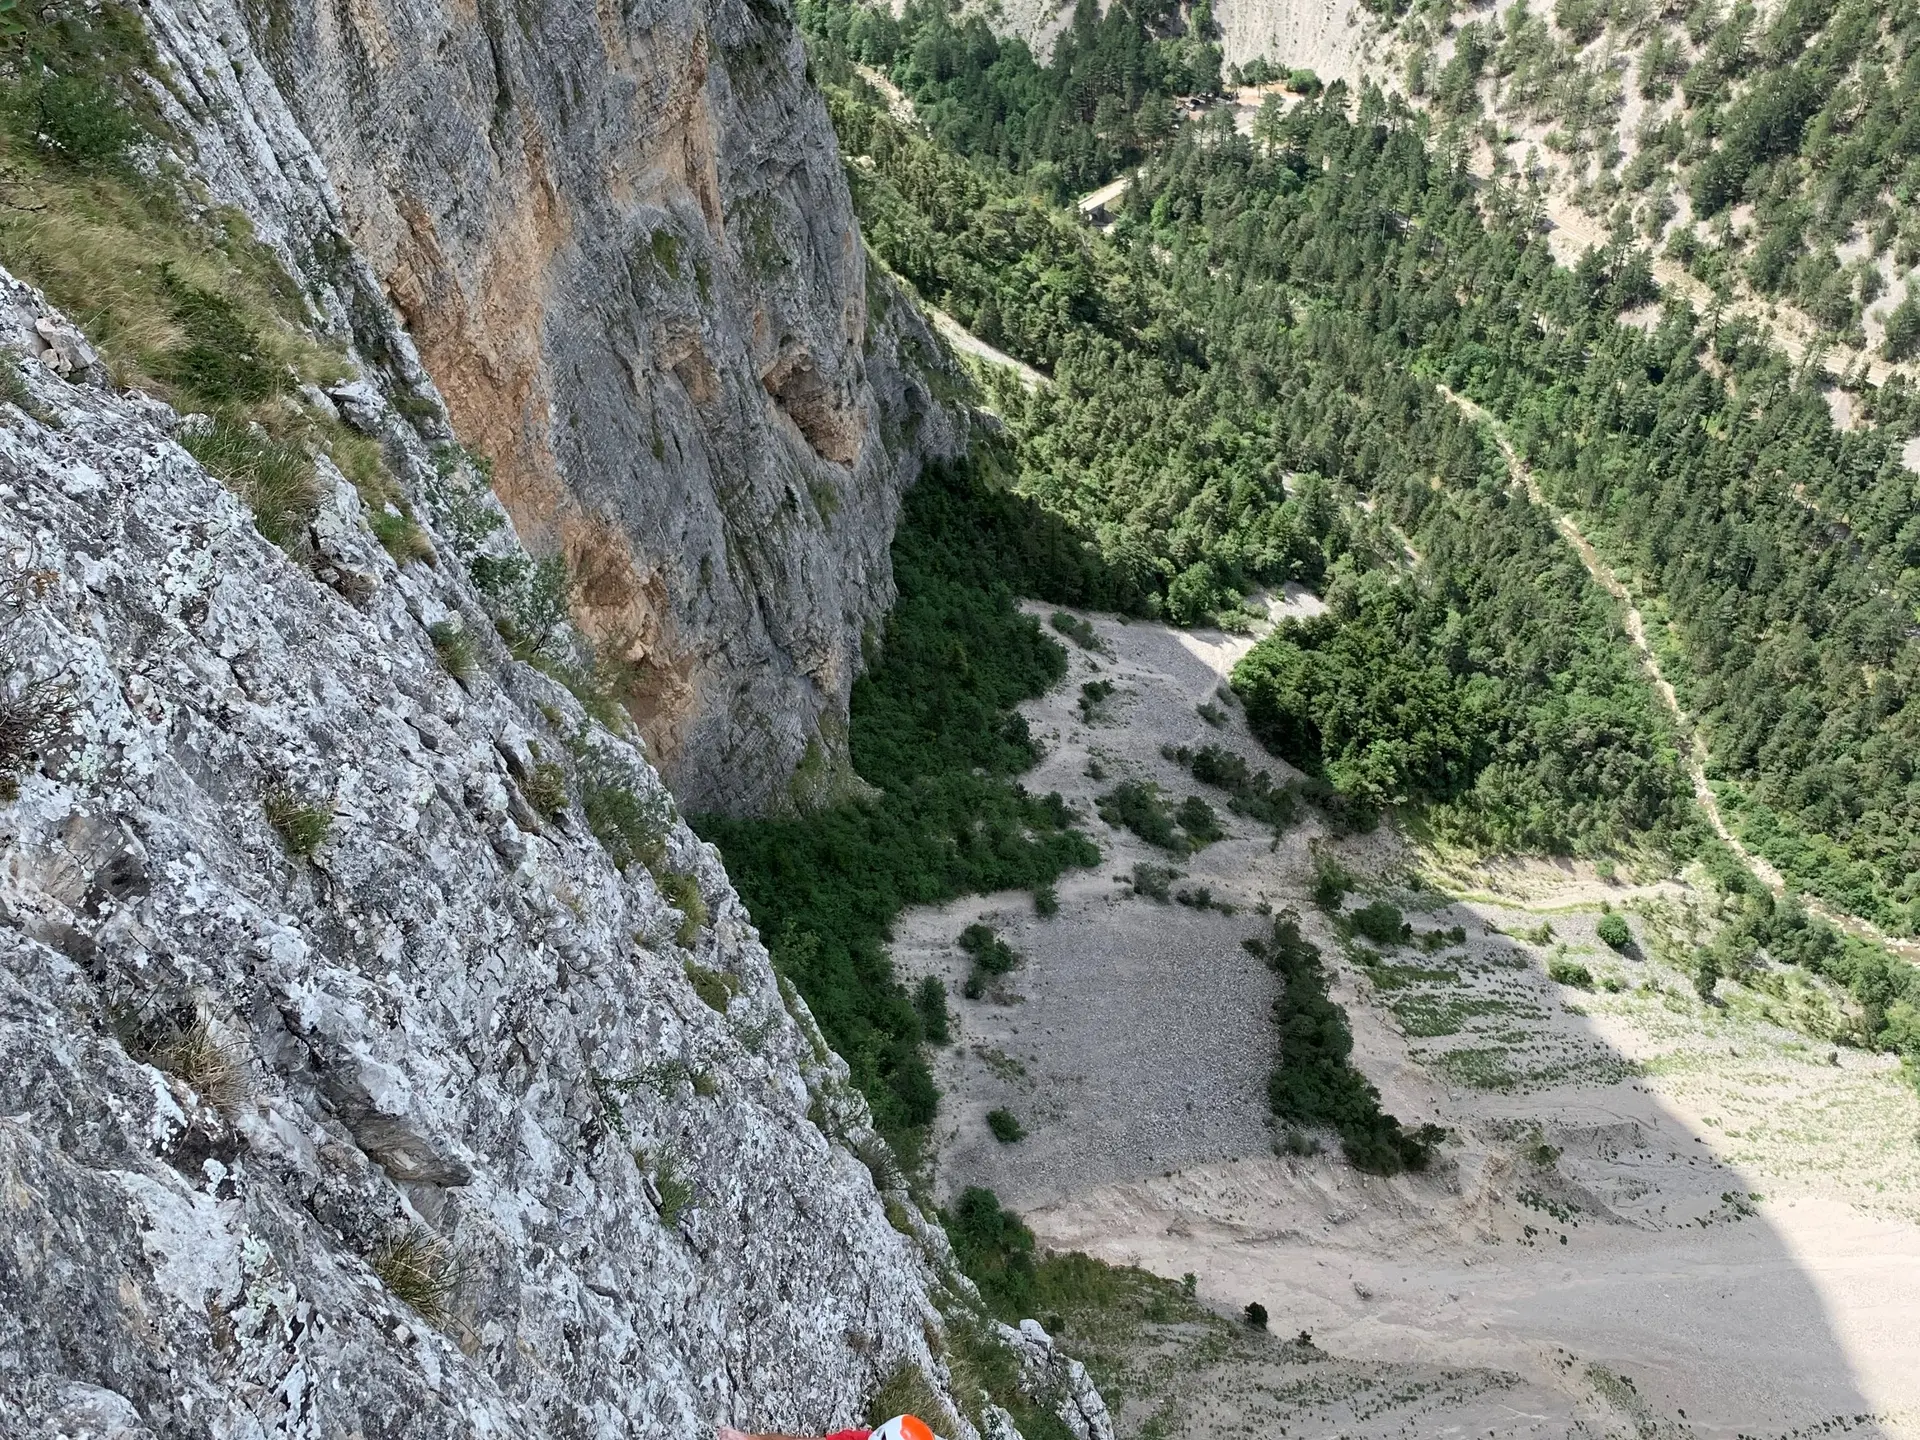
<box><xmin>134</xmin><ymin>0</ymin><xmax>961</xmax><ymax>814</ymax></box>
<box><xmin>999</xmin><ymin>1321</ymin><xmax>1116</xmax><ymax>1440</ymax></box>
<box><xmin>0</xmin><ymin>272</ymin><xmax>976</xmax><ymax>1438</ymax></box>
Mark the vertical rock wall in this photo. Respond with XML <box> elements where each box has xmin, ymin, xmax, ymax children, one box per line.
<box><xmin>138</xmin><ymin>0</ymin><xmax>959</xmax><ymax>814</ymax></box>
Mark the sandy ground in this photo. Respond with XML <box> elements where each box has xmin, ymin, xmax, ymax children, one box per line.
<box><xmin>889</xmin><ymin>600</ymin><xmax>1920</xmax><ymax>1440</ymax></box>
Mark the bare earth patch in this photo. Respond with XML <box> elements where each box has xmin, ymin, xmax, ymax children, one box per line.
<box><xmin>891</xmin><ymin>601</ymin><xmax>1920</xmax><ymax>1440</ymax></box>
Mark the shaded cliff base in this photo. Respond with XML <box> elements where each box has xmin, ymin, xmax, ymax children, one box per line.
<box><xmin>892</xmin><ymin>601</ymin><xmax>1920</xmax><ymax>1439</ymax></box>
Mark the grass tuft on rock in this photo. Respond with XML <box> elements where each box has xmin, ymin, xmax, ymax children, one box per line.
<box><xmin>369</xmin><ymin>1225</ymin><xmax>460</xmax><ymax>1326</ymax></box>
<box><xmin>263</xmin><ymin>788</ymin><xmax>331</xmax><ymax>858</ymax></box>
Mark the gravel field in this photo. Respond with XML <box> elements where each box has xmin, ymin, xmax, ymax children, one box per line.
<box><xmin>890</xmin><ymin>600</ymin><xmax>1920</xmax><ymax>1440</ymax></box>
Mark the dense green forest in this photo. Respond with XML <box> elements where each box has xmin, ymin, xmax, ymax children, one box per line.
<box><xmin>799</xmin><ymin>0</ymin><xmax>1224</xmax><ymax>198</ymax></box>
<box><xmin>706</xmin><ymin>0</ymin><xmax>1920</xmax><ymax>1143</ymax></box>
<box><xmin>815</xmin><ymin>25</ymin><xmax>1919</xmax><ymax>932</ymax></box>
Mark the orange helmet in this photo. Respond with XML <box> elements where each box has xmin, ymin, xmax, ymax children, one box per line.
<box><xmin>872</xmin><ymin>1416</ymin><xmax>936</xmax><ymax>1440</ymax></box>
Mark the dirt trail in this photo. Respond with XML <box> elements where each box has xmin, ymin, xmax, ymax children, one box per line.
<box><xmin>1438</xmin><ymin>384</ymin><xmax>1918</xmax><ymax>961</ymax></box>
<box><xmin>929</xmin><ymin>307</ymin><xmax>1049</xmax><ymax>391</ymax></box>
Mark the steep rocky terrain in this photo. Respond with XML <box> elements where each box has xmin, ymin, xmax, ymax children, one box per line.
<box><xmin>0</xmin><ymin>266</ymin><xmax>1111</xmax><ymax>1439</ymax></box>
<box><xmin>0</xmin><ymin>0</ymin><xmax>1128</xmax><ymax>1434</ymax></box>
<box><xmin>140</xmin><ymin>0</ymin><xmax>960</xmax><ymax>814</ymax></box>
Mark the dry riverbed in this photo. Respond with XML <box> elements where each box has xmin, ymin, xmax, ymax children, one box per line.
<box><xmin>888</xmin><ymin>600</ymin><xmax>1920</xmax><ymax>1440</ymax></box>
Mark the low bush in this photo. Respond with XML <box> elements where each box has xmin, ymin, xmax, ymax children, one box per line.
<box><xmin>944</xmin><ymin>1186</ymin><xmax>1036</xmax><ymax>1315</ymax></box>
<box><xmin>426</xmin><ymin>620</ymin><xmax>477</xmax><ymax>683</ymax></box>
<box><xmin>179</xmin><ymin>417</ymin><xmax>317</xmax><ymax>552</ymax></box>
<box><xmin>1346</xmin><ymin>899</ymin><xmax>1408</xmax><ymax>946</ymax></box>
<box><xmin>1097</xmin><ymin>779</ymin><xmax>1182</xmax><ymax>849</ymax></box>
<box><xmin>1547</xmin><ymin>956</ymin><xmax>1594</xmax><ymax>990</ymax></box>
<box><xmin>152</xmin><ymin>1016</ymin><xmax>248</xmax><ymax>1112</ymax></box>
<box><xmin>370</xmin><ymin>507</ymin><xmax>435</xmax><ymax>565</ymax></box>
<box><xmin>959</xmin><ymin>921</ymin><xmax>1020</xmax><ymax>974</ymax></box>
<box><xmin>1077</xmin><ymin>677</ymin><xmax>1114</xmax><ymax>721</ymax></box>
<box><xmin>1174</xmin><ymin>794</ymin><xmax>1224</xmax><ymax>846</ymax></box>
<box><xmin>662</xmin><ymin>872</ymin><xmax>707</xmax><ymax>947</ymax></box>
<box><xmin>263</xmin><ymin>788</ymin><xmax>331</xmax><ymax>858</ymax></box>
<box><xmin>1596</xmin><ymin>912</ymin><xmax>1632</xmax><ymax>950</ymax></box>
<box><xmin>522</xmin><ymin>761</ymin><xmax>570</xmax><ymax>819</ymax></box>
<box><xmin>1049</xmin><ymin>610</ymin><xmax>1100</xmax><ymax>650</ymax></box>
<box><xmin>1310</xmin><ymin>852</ymin><xmax>1354</xmax><ymax>909</ymax></box>
<box><xmin>1176</xmin><ymin>742</ymin><xmax>1303</xmax><ymax>832</ymax></box>
<box><xmin>1033</xmin><ymin>883</ymin><xmax>1060</xmax><ymax>917</ymax></box>
<box><xmin>1244</xmin><ymin>1301</ymin><xmax>1269</xmax><ymax>1329</ymax></box>
<box><xmin>986</xmin><ymin>1107</ymin><xmax>1026</xmax><ymax>1142</ymax></box>
<box><xmin>1131</xmin><ymin>862</ymin><xmax>1175</xmax><ymax>901</ymax></box>
<box><xmin>580</xmin><ymin>767</ymin><xmax>671</xmax><ymax>873</ymax></box>
<box><xmin>369</xmin><ymin>1226</ymin><xmax>460</xmax><ymax>1325</ymax></box>
<box><xmin>684</xmin><ymin>960</ymin><xmax>740</xmax><ymax>1013</ymax></box>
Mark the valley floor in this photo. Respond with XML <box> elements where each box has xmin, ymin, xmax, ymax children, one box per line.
<box><xmin>888</xmin><ymin>600</ymin><xmax>1920</xmax><ymax>1440</ymax></box>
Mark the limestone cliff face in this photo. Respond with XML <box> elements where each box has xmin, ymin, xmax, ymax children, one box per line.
<box><xmin>138</xmin><ymin>0</ymin><xmax>957</xmax><ymax>813</ymax></box>
<box><xmin>0</xmin><ymin>271</ymin><xmax>995</xmax><ymax>1439</ymax></box>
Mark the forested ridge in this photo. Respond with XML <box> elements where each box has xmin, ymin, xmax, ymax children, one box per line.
<box><xmin>703</xmin><ymin>0</ymin><xmax>1920</xmax><ymax>1148</ymax></box>
<box><xmin>810</xmin><ymin>0</ymin><xmax>1918</xmax><ymax>934</ymax></box>
<box><xmin>1393</xmin><ymin>0</ymin><xmax>1920</xmax><ymax>356</ymax></box>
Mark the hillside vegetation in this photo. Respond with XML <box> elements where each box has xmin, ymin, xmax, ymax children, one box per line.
<box><xmin>1387</xmin><ymin>0</ymin><xmax>1920</xmax><ymax>359</ymax></box>
<box><xmin>697</xmin><ymin>0</ymin><xmax>1920</xmax><ymax>1153</ymax></box>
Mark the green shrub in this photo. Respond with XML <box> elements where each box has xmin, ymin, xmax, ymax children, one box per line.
<box><xmin>959</xmin><ymin>922</ymin><xmax>1020</xmax><ymax>974</ymax></box>
<box><xmin>1310</xmin><ymin>852</ymin><xmax>1354</xmax><ymax>909</ymax></box>
<box><xmin>1097</xmin><ymin>779</ymin><xmax>1175</xmax><ymax>847</ymax></box>
<box><xmin>1077</xmin><ymin>677</ymin><xmax>1114</xmax><ymax>721</ymax></box>
<box><xmin>1693</xmin><ymin>949</ymin><xmax>1721</xmax><ymax>1002</ymax></box>
<box><xmin>580</xmin><ymin>770</ymin><xmax>671</xmax><ymax>872</ymax></box>
<box><xmin>1596</xmin><ymin>912</ymin><xmax>1632</xmax><ymax>950</ymax></box>
<box><xmin>914</xmin><ymin>974</ymin><xmax>950</xmax><ymax>1043</ymax></box>
<box><xmin>986</xmin><ymin>1107</ymin><xmax>1026</xmax><ymax>1142</ymax></box>
<box><xmin>1174</xmin><ymin>794</ymin><xmax>1224</xmax><ymax>846</ymax></box>
<box><xmin>1033</xmin><ymin>883</ymin><xmax>1059</xmax><ymax>917</ymax></box>
<box><xmin>371</xmin><ymin>508</ymin><xmax>435</xmax><ymax>565</ymax></box>
<box><xmin>1260</xmin><ymin>910</ymin><xmax>1440</xmax><ymax>1174</ymax></box>
<box><xmin>426</xmin><ymin>621</ymin><xmax>476</xmax><ymax>683</ymax></box>
<box><xmin>647</xmin><ymin>1147</ymin><xmax>694</xmax><ymax>1226</ymax></box>
<box><xmin>523</xmin><ymin>761</ymin><xmax>570</xmax><ymax>819</ymax></box>
<box><xmin>944</xmin><ymin>1187</ymin><xmax>1035</xmax><ymax>1315</ymax></box>
<box><xmin>1131</xmin><ymin>862</ymin><xmax>1174</xmax><ymax>901</ymax></box>
<box><xmin>179</xmin><ymin>417</ymin><xmax>316</xmax><ymax>551</ymax></box>
<box><xmin>155</xmin><ymin>267</ymin><xmax>286</xmax><ymax>405</ymax></box>
<box><xmin>9</xmin><ymin>73</ymin><xmax>136</xmax><ymax>171</ymax></box>
<box><xmin>263</xmin><ymin>788</ymin><xmax>331</xmax><ymax>857</ymax></box>
<box><xmin>1547</xmin><ymin>956</ymin><xmax>1594</xmax><ymax>989</ymax></box>
<box><xmin>1346</xmin><ymin>899</ymin><xmax>1407</xmax><ymax>946</ymax></box>
<box><xmin>1178</xmin><ymin>742</ymin><xmax>1302</xmax><ymax>832</ymax></box>
<box><xmin>1049</xmin><ymin>610</ymin><xmax>1100</xmax><ymax>649</ymax></box>
<box><xmin>663</xmin><ymin>871</ymin><xmax>707</xmax><ymax>946</ymax></box>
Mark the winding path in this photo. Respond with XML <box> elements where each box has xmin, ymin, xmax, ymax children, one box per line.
<box><xmin>1437</xmin><ymin>385</ymin><xmax>1918</xmax><ymax>960</ymax></box>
